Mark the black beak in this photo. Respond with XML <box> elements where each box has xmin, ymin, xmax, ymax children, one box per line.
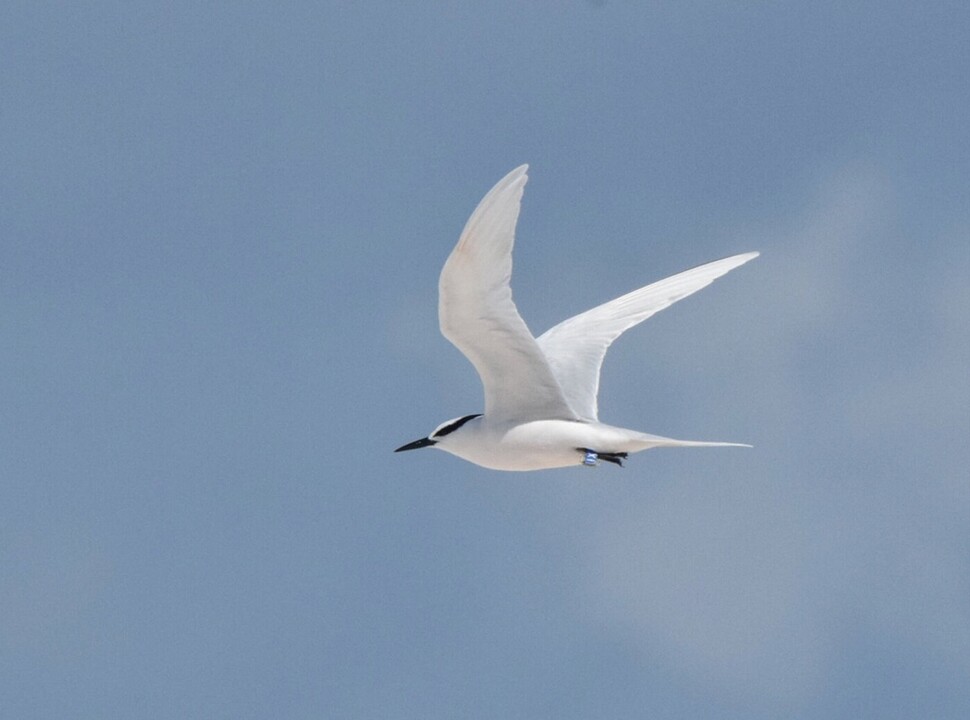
<box><xmin>394</xmin><ymin>437</ymin><xmax>436</xmax><ymax>452</ymax></box>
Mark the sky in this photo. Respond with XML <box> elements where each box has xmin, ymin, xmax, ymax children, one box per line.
<box><xmin>2</xmin><ymin>2</ymin><xmax>968</xmax><ymax>718</ymax></box>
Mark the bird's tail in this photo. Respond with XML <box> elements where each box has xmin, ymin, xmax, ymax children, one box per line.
<box><xmin>630</xmin><ymin>431</ymin><xmax>752</xmax><ymax>450</ymax></box>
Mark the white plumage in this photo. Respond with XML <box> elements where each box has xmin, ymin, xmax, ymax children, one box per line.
<box><xmin>396</xmin><ymin>165</ymin><xmax>757</xmax><ymax>471</ymax></box>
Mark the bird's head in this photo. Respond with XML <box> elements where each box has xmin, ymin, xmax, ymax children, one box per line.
<box><xmin>395</xmin><ymin>413</ymin><xmax>482</xmax><ymax>453</ymax></box>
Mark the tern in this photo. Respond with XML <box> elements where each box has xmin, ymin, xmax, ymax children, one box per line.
<box><xmin>396</xmin><ymin>165</ymin><xmax>757</xmax><ymax>471</ymax></box>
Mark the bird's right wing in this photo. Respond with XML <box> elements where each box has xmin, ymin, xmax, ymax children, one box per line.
<box><xmin>438</xmin><ymin>165</ymin><xmax>578</xmax><ymax>424</ymax></box>
<box><xmin>536</xmin><ymin>252</ymin><xmax>759</xmax><ymax>420</ymax></box>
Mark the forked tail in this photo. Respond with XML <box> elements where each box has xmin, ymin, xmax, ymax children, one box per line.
<box><xmin>631</xmin><ymin>431</ymin><xmax>752</xmax><ymax>450</ymax></box>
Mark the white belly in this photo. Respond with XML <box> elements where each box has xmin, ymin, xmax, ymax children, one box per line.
<box><xmin>439</xmin><ymin>419</ymin><xmax>641</xmax><ymax>471</ymax></box>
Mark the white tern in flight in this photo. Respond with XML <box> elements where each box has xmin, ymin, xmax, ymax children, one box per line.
<box><xmin>396</xmin><ymin>165</ymin><xmax>757</xmax><ymax>471</ymax></box>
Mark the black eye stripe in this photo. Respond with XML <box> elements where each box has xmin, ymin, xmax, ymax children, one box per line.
<box><xmin>432</xmin><ymin>414</ymin><xmax>482</xmax><ymax>438</ymax></box>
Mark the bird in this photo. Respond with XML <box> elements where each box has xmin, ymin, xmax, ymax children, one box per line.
<box><xmin>395</xmin><ymin>165</ymin><xmax>758</xmax><ymax>471</ymax></box>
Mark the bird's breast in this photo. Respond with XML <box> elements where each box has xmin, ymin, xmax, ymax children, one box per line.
<box><xmin>441</xmin><ymin>419</ymin><xmax>633</xmax><ymax>471</ymax></box>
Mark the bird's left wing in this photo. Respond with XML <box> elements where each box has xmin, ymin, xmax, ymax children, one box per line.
<box><xmin>439</xmin><ymin>166</ymin><xmax>578</xmax><ymax>423</ymax></box>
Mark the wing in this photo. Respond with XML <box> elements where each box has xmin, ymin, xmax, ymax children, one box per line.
<box><xmin>536</xmin><ymin>252</ymin><xmax>759</xmax><ymax>420</ymax></box>
<box><xmin>438</xmin><ymin>165</ymin><xmax>578</xmax><ymax>423</ymax></box>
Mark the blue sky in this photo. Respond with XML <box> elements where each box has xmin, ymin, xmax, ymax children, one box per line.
<box><xmin>2</xmin><ymin>2</ymin><xmax>968</xmax><ymax>718</ymax></box>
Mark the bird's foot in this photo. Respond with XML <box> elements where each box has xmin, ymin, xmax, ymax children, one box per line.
<box><xmin>599</xmin><ymin>452</ymin><xmax>627</xmax><ymax>467</ymax></box>
<box><xmin>578</xmin><ymin>448</ymin><xmax>627</xmax><ymax>467</ymax></box>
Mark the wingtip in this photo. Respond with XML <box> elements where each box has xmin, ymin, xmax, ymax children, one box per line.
<box><xmin>479</xmin><ymin>165</ymin><xmax>529</xmax><ymax>203</ymax></box>
<box><xmin>504</xmin><ymin>164</ymin><xmax>529</xmax><ymax>185</ymax></box>
<box><xmin>704</xmin><ymin>251</ymin><xmax>759</xmax><ymax>274</ymax></box>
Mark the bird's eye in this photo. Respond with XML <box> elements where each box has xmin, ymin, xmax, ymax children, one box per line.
<box><xmin>432</xmin><ymin>414</ymin><xmax>482</xmax><ymax>438</ymax></box>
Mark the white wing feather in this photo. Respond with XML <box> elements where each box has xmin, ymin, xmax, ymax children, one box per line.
<box><xmin>438</xmin><ymin>165</ymin><xmax>578</xmax><ymax>423</ymax></box>
<box><xmin>537</xmin><ymin>252</ymin><xmax>759</xmax><ymax>420</ymax></box>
